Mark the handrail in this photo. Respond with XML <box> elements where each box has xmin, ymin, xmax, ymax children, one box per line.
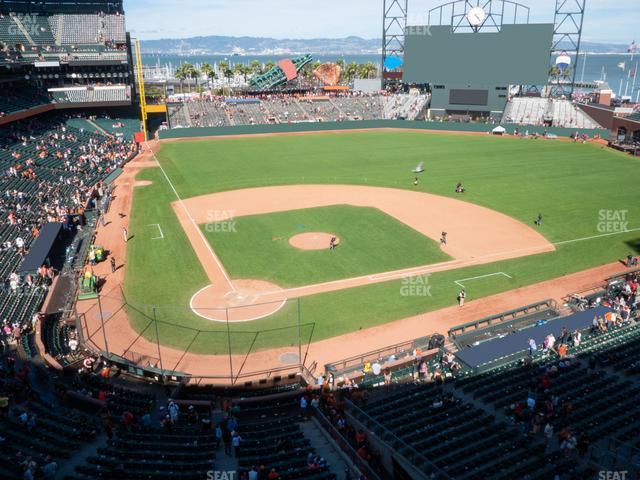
<box><xmin>605</xmin><ymin>267</ymin><xmax>640</xmax><ymax>283</ymax></box>
<box><xmin>311</xmin><ymin>406</ymin><xmax>383</xmax><ymax>480</ymax></box>
<box><xmin>344</xmin><ymin>398</ymin><xmax>453</xmax><ymax>480</ymax></box>
<box><xmin>325</xmin><ymin>335</ymin><xmax>432</xmax><ymax>376</ymax></box>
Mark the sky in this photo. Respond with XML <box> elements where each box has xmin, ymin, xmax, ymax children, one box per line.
<box><xmin>124</xmin><ymin>0</ymin><xmax>638</xmax><ymax>44</ymax></box>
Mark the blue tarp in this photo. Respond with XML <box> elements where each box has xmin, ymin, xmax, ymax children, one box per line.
<box><xmin>18</xmin><ymin>222</ymin><xmax>62</xmax><ymax>274</ymax></box>
<box><xmin>455</xmin><ymin>306</ymin><xmax>613</xmax><ymax>369</ymax></box>
<box><xmin>224</xmin><ymin>98</ymin><xmax>260</xmax><ymax>104</ymax></box>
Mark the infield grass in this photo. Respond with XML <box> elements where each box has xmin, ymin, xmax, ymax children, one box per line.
<box><xmin>200</xmin><ymin>205</ymin><xmax>451</xmax><ymax>287</ymax></box>
<box><xmin>123</xmin><ymin>131</ymin><xmax>640</xmax><ymax>354</ymax></box>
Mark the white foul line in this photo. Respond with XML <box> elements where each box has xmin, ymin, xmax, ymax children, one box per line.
<box><xmin>145</xmin><ymin>142</ymin><xmax>235</xmax><ymax>291</ymax></box>
<box><xmin>148</xmin><ymin>223</ymin><xmax>164</xmax><ymax>240</ymax></box>
<box><xmin>553</xmin><ymin>227</ymin><xmax>640</xmax><ymax>246</ymax></box>
<box><xmin>454</xmin><ymin>272</ymin><xmax>513</xmax><ymax>288</ymax></box>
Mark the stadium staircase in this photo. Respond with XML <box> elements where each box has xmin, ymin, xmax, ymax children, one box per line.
<box><xmin>86</xmin><ymin>119</ymin><xmax>111</xmax><ymax>137</ymax></box>
<box><xmin>299</xmin><ymin>419</ymin><xmax>352</xmax><ymax>474</ymax></box>
<box><xmin>328</xmin><ymin>97</ymin><xmax>347</xmax><ymax>119</ymax></box>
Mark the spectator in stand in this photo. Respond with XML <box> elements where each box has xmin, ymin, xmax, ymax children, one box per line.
<box><xmin>231</xmin><ymin>430</ymin><xmax>242</xmax><ymax>457</ymax></box>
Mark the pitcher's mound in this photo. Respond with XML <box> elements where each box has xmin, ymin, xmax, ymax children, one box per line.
<box><xmin>289</xmin><ymin>232</ymin><xmax>339</xmax><ymax>250</ymax></box>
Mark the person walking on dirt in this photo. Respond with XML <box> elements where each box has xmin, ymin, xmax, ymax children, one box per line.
<box><xmin>440</xmin><ymin>231</ymin><xmax>447</xmax><ymax>247</ymax></box>
<box><xmin>110</xmin><ymin>257</ymin><xmax>116</xmax><ymax>273</ymax></box>
<box><xmin>122</xmin><ymin>227</ymin><xmax>128</xmax><ymax>243</ymax></box>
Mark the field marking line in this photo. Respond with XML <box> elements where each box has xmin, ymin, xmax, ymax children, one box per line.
<box><xmin>454</xmin><ymin>272</ymin><xmax>512</xmax><ymax>288</ymax></box>
<box><xmin>145</xmin><ymin>142</ymin><xmax>235</xmax><ymax>291</ymax></box>
<box><xmin>188</xmin><ymin>285</ymin><xmax>287</xmax><ymax>323</ymax></box>
<box><xmin>148</xmin><ymin>223</ymin><xmax>164</xmax><ymax>240</ymax></box>
<box><xmin>553</xmin><ymin>227</ymin><xmax>640</xmax><ymax>246</ymax></box>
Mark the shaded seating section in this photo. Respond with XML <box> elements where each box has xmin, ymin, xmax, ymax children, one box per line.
<box><xmin>57</xmin><ymin>374</ymin><xmax>156</xmax><ymax>417</ymax></box>
<box><xmin>0</xmin><ymin>86</ymin><xmax>51</xmax><ymax>116</ymax></box>
<box><xmin>42</xmin><ymin>311</ymin><xmax>73</xmax><ymax>361</ymax></box>
<box><xmin>71</xmin><ymin>425</ymin><xmax>217</xmax><ymax>480</ymax></box>
<box><xmin>0</xmin><ymin>395</ymin><xmax>98</xmax><ymax>480</ymax></box>
<box><xmin>234</xmin><ymin>396</ymin><xmax>335</xmax><ymax>480</ymax></box>
<box><xmin>353</xmin><ymin>382</ymin><xmax>584</xmax><ymax>480</ymax></box>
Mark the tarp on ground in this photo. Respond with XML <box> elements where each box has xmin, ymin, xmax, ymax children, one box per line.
<box><xmin>18</xmin><ymin>222</ymin><xmax>62</xmax><ymax>274</ymax></box>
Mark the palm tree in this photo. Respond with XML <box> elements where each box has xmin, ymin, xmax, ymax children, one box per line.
<box><xmin>217</xmin><ymin>60</ymin><xmax>232</xmax><ymax>84</ymax></box>
<box><xmin>242</xmin><ymin>65</ymin><xmax>252</xmax><ymax>82</ymax></box>
<box><xmin>358</xmin><ymin>62</ymin><xmax>377</xmax><ymax>79</ymax></box>
<box><xmin>249</xmin><ymin>60</ymin><xmax>262</xmax><ymax>76</ymax></box>
<box><xmin>345</xmin><ymin>62</ymin><xmax>358</xmax><ymax>81</ymax></box>
<box><xmin>232</xmin><ymin>62</ymin><xmax>245</xmax><ymax>81</ymax></box>
<box><xmin>336</xmin><ymin>58</ymin><xmax>346</xmax><ymax>72</ymax></box>
<box><xmin>179</xmin><ymin>62</ymin><xmax>195</xmax><ymax>92</ymax></box>
<box><xmin>190</xmin><ymin>65</ymin><xmax>200</xmax><ymax>92</ymax></box>
<box><xmin>174</xmin><ymin>64</ymin><xmax>187</xmax><ymax>94</ymax></box>
<box><xmin>264</xmin><ymin>60</ymin><xmax>275</xmax><ymax>73</ymax></box>
<box><xmin>201</xmin><ymin>63</ymin><xmax>214</xmax><ymax>88</ymax></box>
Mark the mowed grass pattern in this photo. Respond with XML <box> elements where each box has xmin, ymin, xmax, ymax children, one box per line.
<box><xmin>201</xmin><ymin>205</ymin><xmax>451</xmax><ymax>287</ymax></box>
<box><xmin>122</xmin><ymin>132</ymin><xmax>640</xmax><ymax>353</ymax></box>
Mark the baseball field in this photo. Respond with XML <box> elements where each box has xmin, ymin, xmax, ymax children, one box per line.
<box><xmin>122</xmin><ymin>130</ymin><xmax>640</xmax><ymax>355</ymax></box>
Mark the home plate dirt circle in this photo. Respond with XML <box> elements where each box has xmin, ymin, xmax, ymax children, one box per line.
<box><xmin>190</xmin><ymin>279</ymin><xmax>287</xmax><ymax>322</ymax></box>
<box><xmin>289</xmin><ymin>232</ymin><xmax>339</xmax><ymax>250</ymax></box>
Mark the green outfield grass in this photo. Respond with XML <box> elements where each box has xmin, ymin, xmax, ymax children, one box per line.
<box><xmin>200</xmin><ymin>205</ymin><xmax>451</xmax><ymax>287</ymax></box>
<box><xmin>123</xmin><ymin>131</ymin><xmax>640</xmax><ymax>355</ymax></box>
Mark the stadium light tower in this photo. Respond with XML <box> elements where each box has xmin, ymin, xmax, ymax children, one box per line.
<box><xmin>382</xmin><ymin>0</ymin><xmax>408</xmax><ymax>85</ymax></box>
<box><xmin>548</xmin><ymin>0</ymin><xmax>586</xmax><ymax>98</ymax></box>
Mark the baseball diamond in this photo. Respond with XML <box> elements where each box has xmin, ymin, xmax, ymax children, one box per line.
<box><xmin>3</xmin><ymin>1</ymin><xmax>640</xmax><ymax>479</ymax></box>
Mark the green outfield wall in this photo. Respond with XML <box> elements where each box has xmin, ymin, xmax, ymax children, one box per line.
<box><xmin>158</xmin><ymin>120</ymin><xmax>608</xmax><ymax>140</ymax></box>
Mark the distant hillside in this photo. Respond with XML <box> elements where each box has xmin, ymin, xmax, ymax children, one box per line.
<box><xmin>140</xmin><ymin>36</ymin><xmax>380</xmax><ymax>55</ymax></box>
<box><xmin>139</xmin><ymin>35</ymin><xmax>631</xmax><ymax>56</ymax></box>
